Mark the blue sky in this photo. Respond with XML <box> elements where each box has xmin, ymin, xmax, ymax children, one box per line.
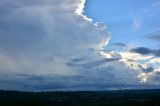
<box><xmin>85</xmin><ymin>0</ymin><xmax>160</xmax><ymax>49</ymax></box>
<box><xmin>0</xmin><ymin>0</ymin><xmax>160</xmax><ymax>91</ymax></box>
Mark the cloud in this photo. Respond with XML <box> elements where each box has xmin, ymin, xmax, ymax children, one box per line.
<box><xmin>101</xmin><ymin>48</ymin><xmax>160</xmax><ymax>84</ymax></box>
<box><xmin>145</xmin><ymin>67</ymin><xmax>154</xmax><ymax>73</ymax></box>
<box><xmin>132</xmin><ymin>18</ymin><xmax>142</xmax><ymax>30</ymax></box>
<box><xmin>130</xmin><ymin>47</ymin><xmax>160</xmax><ymax>57</ymax></box>
<box><xmin>145</xmin><ymin>31</ymin><xmax>160</xmax><ymax>42</ymax></box>
<box><xmin>0</xmin><ymin>0</ymin><xmax>160</xmax><ymax>91</ymax></box>
<box><xmin>0</xmin><ymin>0</ymin><xmax>120</xmax><ymax>91</ymax></box>
<box><xmin>130</xmin><ymin>47</ymin><xmax>153</xmax><ymax>55</ymax></box>
<box><xmin>66</xmin><ymin>58</ymin><xmax>121</xmax><ymax>69</ymax></box>
<box><xmin>110</xmin><ymin>43</ymin><xmax>126</xmax><ymax>47</ymax></box>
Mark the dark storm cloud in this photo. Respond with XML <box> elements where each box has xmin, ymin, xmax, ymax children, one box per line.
<box><xmin>130</xmin><ymin>47</ymin><xmax>160</xmax><ymax>57</ymax></box>
<box><xmin>130</xmin><ymin>47</ymin><xmax>153</xmax><ymax>55</ymax></box>
<box><xmin>145</xmin><ymin>67</ymin><xmax>154</xmax><ymax>73</ymax></box>
<box><xmin>138</xmin><ymin>65</ymin><xmax>154</xmax><ymax>73</ymax></box>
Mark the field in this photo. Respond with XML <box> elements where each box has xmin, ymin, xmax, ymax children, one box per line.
<box><xmin>0</xmin><ymin>89</ymin><xmax>160</xmax><ymax>106</ymax></box>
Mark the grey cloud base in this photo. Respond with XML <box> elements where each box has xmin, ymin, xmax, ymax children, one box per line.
<box><xmin>130</xmin><ymin>47</ymin><xmax>160</xmax><ymax>57</ymax></box>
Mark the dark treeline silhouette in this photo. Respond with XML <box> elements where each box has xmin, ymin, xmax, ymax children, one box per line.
<box><xmin>0</xmin><ymin>89</ymin><xmax>160</xmax><ymax>106</ymax></box>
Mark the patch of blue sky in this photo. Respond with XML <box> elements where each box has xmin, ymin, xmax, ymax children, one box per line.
<box><xmin>85</xmin><ymin>0</ymin><xmax>160</xmax><ymax>50</ymax></box>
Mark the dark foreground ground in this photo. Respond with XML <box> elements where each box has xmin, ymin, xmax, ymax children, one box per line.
<box><xmin>0</xmin><ymin>89</ymin><xmax>160</xmax><ymax>106</ymax></box>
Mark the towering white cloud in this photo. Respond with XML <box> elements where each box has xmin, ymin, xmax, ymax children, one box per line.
<box><xmin>0</xmin><ymin>0</ymin><xmax>110</xmax><ymax>90</ymax></box>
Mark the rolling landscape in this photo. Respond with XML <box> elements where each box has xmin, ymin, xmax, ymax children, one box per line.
<box><xmin>0</xmin><ymin>89</ymin><xmax>160</xmax><ymax>106</ymax></box>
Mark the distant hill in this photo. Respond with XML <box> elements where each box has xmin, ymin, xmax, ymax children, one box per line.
<box><xmin>0</xmin><ymin>89</ymin><xmax>160</xmax><ymax>106</ymax></box>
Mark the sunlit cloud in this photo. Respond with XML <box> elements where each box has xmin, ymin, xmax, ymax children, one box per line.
<box><xmin>100</xmin><ymin>45</ymin><xmax>160</xmax><ymax>84</ymax></box>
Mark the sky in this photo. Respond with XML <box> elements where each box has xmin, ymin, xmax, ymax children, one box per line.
<box><xmin>0</xmin><ymin>0</ymin><xmax>160</xmax><ymax>91</ymax></box>
<box><xmin>85</xmin><ymin>0</ymin><xmax>160</xmax><ymax>49</ymax></box>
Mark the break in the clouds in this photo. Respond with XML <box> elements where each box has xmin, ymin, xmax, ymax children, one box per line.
<box><xmin>0</xmin><ymin>0</ymin><xmax>160</xmax><ymax>91</ymax></box>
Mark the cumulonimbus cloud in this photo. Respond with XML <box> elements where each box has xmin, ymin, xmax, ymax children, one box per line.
<box><xmin>0</xmin><ymin>0</ymin><xmax>160</xmax><ymax>91</ymax></box>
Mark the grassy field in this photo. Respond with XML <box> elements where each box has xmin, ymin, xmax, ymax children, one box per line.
<box><xmin>0</xmin><ymin>89</ymin><xmax>160</xmax><ymax>106</ymax></box>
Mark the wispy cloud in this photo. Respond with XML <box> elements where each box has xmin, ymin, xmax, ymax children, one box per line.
<box><xmin>145</xmin><ymin>31</ymin><xmax>160</xmax><ymax>41</ymax></box>
<box><xmin>110</xmin><ymin>43</ymin><xmax>126</xmax><ymax>47</ymax></box>
<box><xmin>132</xmin><ymin>19</ymin><xmax>142</xmax><ymax>30</ymax></box>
